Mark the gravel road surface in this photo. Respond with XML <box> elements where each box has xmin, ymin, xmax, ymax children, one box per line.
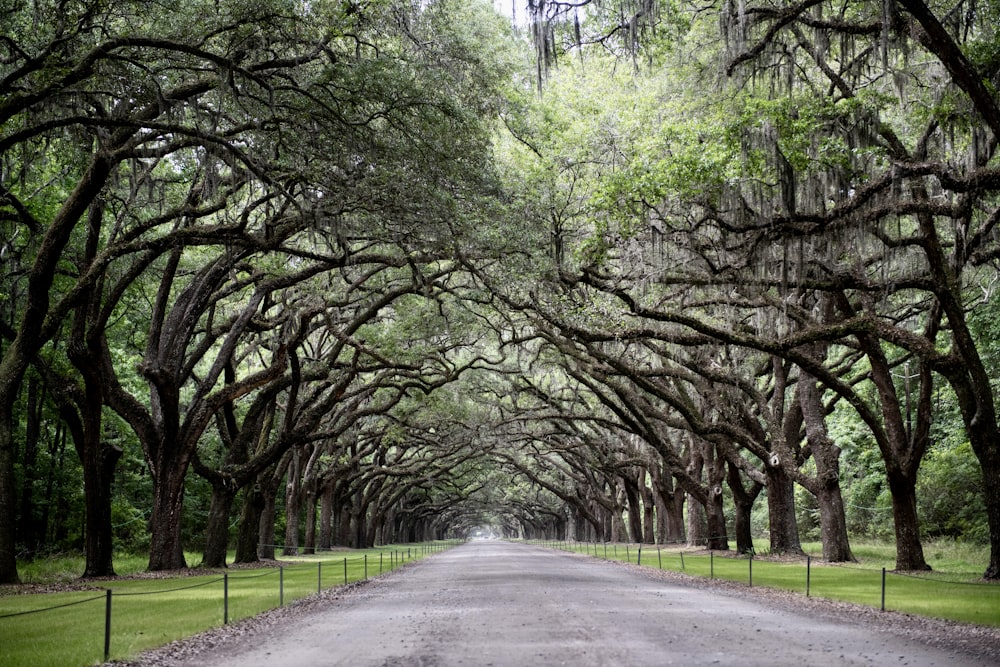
<box><xmin>118</xmin><ymin>540</ymin><xmax>1000</xmax><ymax>666</ymax></box>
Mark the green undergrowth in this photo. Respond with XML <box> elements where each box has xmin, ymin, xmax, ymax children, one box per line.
<box><xmin>0</xmin><ymin>542</ymin><xmax>457</xmax><ymax>667</ymax></box>
<box><xmin>535</xmin><ymin>539</ymin><xmax>999</xmax><ymax>627</ymax></box>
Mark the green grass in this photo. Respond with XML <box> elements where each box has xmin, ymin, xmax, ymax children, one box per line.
<box><xmin>0</xmin><ymin>542</ymin><xmax>458</xmax><ymax>667</ymax></box>
<box><xmin>536</xmin><ymin>538</ymin><xmax>1000</xmax><ymax>627</ymax></box>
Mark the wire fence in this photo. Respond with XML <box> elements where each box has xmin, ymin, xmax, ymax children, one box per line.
<box><xmin>0</xmin><ymin>541</ymin><xmax>458</xmax><ymax>666</ymax></box>
<box><xmin>529</xmin><ymin>538</ymin><xmax>1000</xmax><ymax>627</ymax></box>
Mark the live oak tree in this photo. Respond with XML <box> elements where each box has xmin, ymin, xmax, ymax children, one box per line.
<box><xmin>1</xmin><ymin>0</ymin><xmax>515</xmax><ymax>577</ymax></box>
<box><xmin>711</xmin><ymin>0</ymin><xmax>1000</xmax><ymax>578</ymax></box>
<box><xmin>0</xmin><ymin>0</ymin><xmax>336</xmax><ymax>581</ymax></box>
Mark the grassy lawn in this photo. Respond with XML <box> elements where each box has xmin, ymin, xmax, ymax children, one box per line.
<box><xmin>0</xmin><ymin>542</ymin><xmax>456</xmax><ymax>667</ymax></box>
<box><xmin>540</xmin><ymin>538</ymin><xmax>1000</xmax><ymax>627</ymax></box>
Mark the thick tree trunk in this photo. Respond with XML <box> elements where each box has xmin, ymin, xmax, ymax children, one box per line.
<box><xmin>284</xmin><ymin>481</ymin><xmax>301</xmax><ymax>556</ymax></box>
<box><xmin>147</xmin><ymin>462</ymin><xmax>189</xmax><ymax>571</ymax></box>
<box><xmin>816</xmin><ymin>478</ymin><xmax>854</xmax><ymax>562</ymax></box>
<box><xmin>706</xmin><ymin>485</ymin><xmax>729</xmax><ymax>551</ymax></box>
<box><xmin>202</xmin><ymin>483</ymin><xmax>237</xmax><ymax>568</ymax></box>
<box><xmin>639</xmin><ymin>472</ymin><xmax>655</xmax><ymax>544</ymax></box>
<box><xmin>686</xmin><ymin>493</ymin><xmax>706</xmax><ymax>547</ymax></box>
<box><xmin>81</xmin><ymin>441</ymin><xmax>122</xmax><ymax>578</ymax></box>
<box><xmin>258</xmin><ymin>490</ymin><xmax>278</xmax><ymax>560</ymax></box>
<box><xmin>949</xmin><ymin>377</ymin><xmax>1000</xmax><ymax>579</ymax></box>
<box><xmin>234</xmin><ymin>484</ymin><xmax>265</xmax><ymax>563</ymax></box>
<box><xmin>976</xmin><ymin>437</ymin><xmax>1000</xmax><ymax>579</ymax></box>
<box><xmin>303</xmin><ymin>484</ymin><xmax>317</xmax><ymax>555</ymax></box>
<box><xmin>623</xmin><ymin>477</ymin><xmax>644</xmax><ymax>543</ymax></box>
<box><xmin>886</xmin><ymin>469</ymin><xmax>930</xmax><ymax>571</ymax></box>
<box><xmin>798</xmin><ymin>367</ymin><xmax>854</xmax><ymax>562</ymax></box>
<box><xmin>765</xmin><ymin>462</ymin><xmax>802</xmax><ymax>555</ymax></box>
<box><xmin>16</xmin><ymin>376</ymin><xmax>42</xmax><ymax>556</ymax></box>
<box><xmin>727</xmin><ymin>462</ymin><xmax>761</xmax><ymax>555</ymax></box>
<box><xmin>319</xmin><ymin>481</ymin><xmax>334</xmax><ymax>550</ymax></box>
<box><xmin>0</xmin><ymin>356</ymin><xmax>28</xmax><ymax>583</ymax></box>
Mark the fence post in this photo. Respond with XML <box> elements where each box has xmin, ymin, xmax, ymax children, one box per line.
<box><xmin>625</xmin><ymin>544</ymin><xmax>630</xmax><ymax>563</ymax></box>
<box><xmin>680</xmin><ymin>552</ymin><xmax>685</xmax><ymax>571</ymax></box>
<box><xmin>380</xmin><ymin>552</ymin><xmax>384</xmax><ymax>575</ymax></box>
<box><xmin>224</xmin><ymin>573</ymin><xmax>229</xmax><ymax>625</ymax></box>
<box><xmin>280</xmin><ymin>567</ymin><xmax>284</xmax><ymax>607</ymax></box>
<box><xmin>364</xmin><ymin>554</ymin><xmax>368</xmax><ymax>580</ymax></box>
<box><xmin>881</xmin><ymin>568</ymin><xmax>886</xmax><ymax>611</ymax></box>
<box><xmin>344</xmin><ymin>557</ymin><xmax>348</xmax><ymax>585</ymax></box>
<box><xmin>104</xmin><ymin>589</ymin><xmax>112</xmax><ymax>663</ymax></box>
<box><xmin>748</xmin><ymin>555</ymin><xmax>753</xmax><ymax>587</ymax></box>
<box><xmin>806</xmin><ymin>556</ymin><xmax>811</xmax><ymax>597</ymax></box>
<box><xmin>637</xmin><ymin>545</ymin><xmax>642</xmax><ymax>566</ymax></box>
<box><xmin>318</xmin><ymin>562</ymin><xmax>322</xmax><ymax>593</ymax></box>
<box><xmin>710</xmin><ymin>551</ymin><xmax>714</xmax><ymax>579</ymax></box>
<box><xmin>657</xmin><ymin>547</ymin><xmax>662</xmax><ymax>570</ymax></box>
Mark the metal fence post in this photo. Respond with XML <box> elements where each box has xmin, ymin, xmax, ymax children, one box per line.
<box><xmin>224</xmin><ymin>573</ymin><xmax>229</xmax><ymax>625</ymax></box>
<box><xmin>881</xmin><ymin>568</ymin><xmax>886</xmax><ymax>611</ymax></box>
<box><xmin>104</xmin><ymin>589</ymin><xmax>112</xmax><ymax>662</ymax></box>
<box><xmin>806</xmin><ymin>556</ymin><xmax>811</xmax><ymax>597</ymax></box>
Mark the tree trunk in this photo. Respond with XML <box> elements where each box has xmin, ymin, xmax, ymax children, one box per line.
<box><xmin>727</xmin><ymin>462</ymin><xmax>761</xmax><ymax>555</ymax></box>
<box><xmin>303</xmin><ymin>483</ymin><xmax>317</xmax><ymax>555</ymax></box>
<box><xmin>622</xmin><ymin>476</ymin><xmax>644</xmax><ymax>543</ymax></box>
<box><xmin>974</xmin><ymin>432</ymin><xmax>1000</xmax><ymax>579</ymax></box>
<box><xmin>639</xmin><ymin>470</ymin><xmax>655</xmax><ymax>544</ymax></box>
<box><xmin>816</xmin><ymin>477</ymin><xmax>854</xmax><ymax>562</ymax></box>
<box><xmin>686</xmin><ymin>492</ymin><xmax>706</xmax><ymax>547</ymax></box>
<box><xmin>259</xmin><ymin>489</ymin><xmax>278</xmax><ymax>560</ymax></box>
<box><xmin>16</xmin><ymin>375</ymin><xmax>43</xmax><ymax>556</ymax></box>
<box><xmin>0</xmin><ymin>358</ymin><xmax>27</xmax><ymax>583</ymax></box>
<box><xmin>81</xmin><ymin>441</ymin><xmax>122</xmax><ymax>578</ymax></box>
<box><xmin>202</xmin><ymin>482</ymin><xmax>237</xmax><ymax>568</ymax></box>
<box><xmin>234</xmin><ymin>483</ymin><xmax>265</xmax><ymax>563</ymax></box>
<box><xmin>319</xmin><ymin>481</ymin><xmax>334</xmax><ymax>550</ymax></box>
<box><xmin>765</xmin><ymin>462</ymin><xmax>802</xmax><ymax>555</ymax></box>
<box><xmin>886</xmin><ymin>469</ymin><xmax>931</xmax><ymax>571</ymax></box>
<box><xmin>706</xmin><ymin>485</ymin><xmax>729</xmax><ymax>551</ymax></box>
<box><xmin>283</xmin><ymin>462</ymin><xmax>302</xmax><ymax>557</ymax></box>
<box><xmin>798</xmin><ymin>367</ymin><xmax>854</xmax><ymax>562</ymax></box>
<box><xmin>147</xmin><ymin>461</ymin><xmax>189</xmax><ymax>571</ymax></box>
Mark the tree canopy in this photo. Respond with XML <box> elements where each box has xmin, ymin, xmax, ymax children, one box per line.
<box><xmin>2</xmin><ymin>0</ymin><xmax>999</xmax><ymax>584</ymax></box>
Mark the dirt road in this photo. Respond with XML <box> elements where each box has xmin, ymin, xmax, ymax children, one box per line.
<box><xmin>145</xmin><ymin>540</ymin><xmax>998</xmax><ymax>666</ymax></box>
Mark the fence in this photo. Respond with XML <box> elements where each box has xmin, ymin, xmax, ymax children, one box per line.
<box><xmin>0</xmin><ymin>542</ymin><xmax>456</xmax><ymax>667</ymax></box>
<box><xmin>530</xmin><ymin>539</ymin><xmax>1000</xmax><ymax>627</ymax></box>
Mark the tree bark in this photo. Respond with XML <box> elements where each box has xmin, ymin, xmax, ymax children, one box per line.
<box><xmin>319</xmin><ymin>480</ymin><xmax>334</xmax><ymax>550</ymax></box>
<box><xmin>147</xmin><ymin>460</ymin><xmax>189</xmax><ymax>571</ymax></box>
<box><xmin>727</xmin><ymin>461</ymin><xmax>762</xmax><ymax>555</ymax></box>
<box><xmin>764</xmin><ymin>461</ymin><xmax>802</xmax><ymax>555</ymax></box>
<box><xmin>202</xmin><ymin>482</ymin><xmax>237</xmax><ymax>568</ymax></box>
<box><xmin>798</xmin><ymin>367</ymin><xmax>854</xmax><ymax>562</ymax></box>
<box><xmin>234</xmin><ymin>483</ymin><xmax>265</xmax><ymax>564</ymax></box>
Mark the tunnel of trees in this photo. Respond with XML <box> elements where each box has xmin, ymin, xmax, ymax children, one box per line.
<box><xmin>2</xmin><ymin>0</ymin><xmax>999</xmax><ymax>584</ymax></box>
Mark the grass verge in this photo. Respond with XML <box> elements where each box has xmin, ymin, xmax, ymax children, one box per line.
<box><xmin>0</xmin><ymin>542</ymin><xmax>457</xmax><ymax>667</ymax></box>
<box><xmin>537</xmin><ymin>539</ymin><xmax>999</xmax><ymax>627</ymax></box>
